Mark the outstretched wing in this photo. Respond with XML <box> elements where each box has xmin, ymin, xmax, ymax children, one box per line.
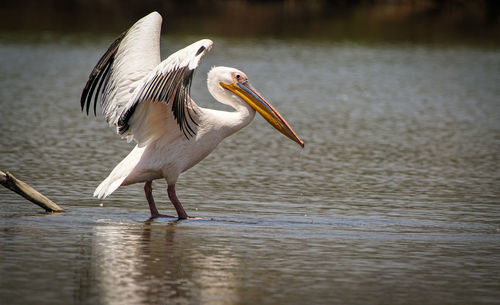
<box><xmin>117</xmin><ymin>38</ymin><xmax>213</xmax><ymax>143</ymax></box>
<box><xmin>81</xmin><ymin>11</ymin><xmax>162</xmax><ymax>126</ymax></box>
<box><xmin>81</xmin><ymin>11</ymin><xmax>213</xmax><ymax>145</ymax></box>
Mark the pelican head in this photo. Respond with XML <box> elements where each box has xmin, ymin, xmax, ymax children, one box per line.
<box><xmin>208</xmin><ymin>67</ymin><xmax>304</xmax><ymax>148</ymax></box>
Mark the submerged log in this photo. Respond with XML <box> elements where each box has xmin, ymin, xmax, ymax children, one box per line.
<box><xmin>0</xmin><ymin>170</ymin><xmax>64</xmax><ymax>212</ymax></box>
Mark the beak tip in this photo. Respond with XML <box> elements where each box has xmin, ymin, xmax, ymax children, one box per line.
<box><xmin>299</xmin><ymin>140</ymin><xmax>305</xmax><ymax>148</ymax></box>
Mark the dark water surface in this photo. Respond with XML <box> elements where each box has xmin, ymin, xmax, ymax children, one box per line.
<box><xmin>1</xmin><ymin>34</ymin><xmax>499</xmax><ymax>304</ymax></box>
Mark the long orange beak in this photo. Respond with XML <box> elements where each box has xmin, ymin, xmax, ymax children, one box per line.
<box><xmin>221</xmin><ymin>81</ymin><xmax>304</xmax><ymax>148</ymax></box>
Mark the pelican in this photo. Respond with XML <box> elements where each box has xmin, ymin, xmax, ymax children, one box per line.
<box><xmin>81</xmin><ymin>12</ymin><xmax>304</xmax><ymax>219</ymax></box>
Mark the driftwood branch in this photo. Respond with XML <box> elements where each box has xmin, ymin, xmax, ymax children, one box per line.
<box><xmin>0</xmin><ymin>170</ymin><xmax>64</xmax><ymax>212</ymax></box>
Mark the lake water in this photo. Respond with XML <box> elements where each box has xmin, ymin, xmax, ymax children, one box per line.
<box><xmin>1</xmin><ymin>33</ymin><xmax>499</xmax><ymax>305</ymax></box>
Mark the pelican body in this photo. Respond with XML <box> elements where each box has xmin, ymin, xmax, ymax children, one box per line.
<box><xmin>81</xmin><ymin>12</ymin><xmax>304</xmax><ymax>219</ymax></box>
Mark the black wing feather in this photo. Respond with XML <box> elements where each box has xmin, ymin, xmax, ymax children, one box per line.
<box><xmin>117</xmin><ymin>66</ymin><xmax>198</xmax><ymax>139</ymax></box>
<box><xmin>80</xmin><ymin>31</ymin><xmax>126</xmax><ymax>115</ymax></box>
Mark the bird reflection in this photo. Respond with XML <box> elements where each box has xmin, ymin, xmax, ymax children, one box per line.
<box><xmin>91</xmin><ymin>219</ymin><xmax>239</xmax><ymax>304</ymax></box>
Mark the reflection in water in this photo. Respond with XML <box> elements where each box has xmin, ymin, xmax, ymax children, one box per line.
<box><xmin>92</xmin><ymin>220</ymin><xmax>239</xmax><ymax>305</ymax></box>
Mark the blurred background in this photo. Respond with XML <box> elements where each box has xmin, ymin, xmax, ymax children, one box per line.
<box><xmin>1</xmin><ymin>1</ymin><xmax>500</xmax><ymax>305</ymax></box>
<box><xmin>1</xmin><ymin>0</ymin><xmax>499</xmax><ymax>45</ymax></box>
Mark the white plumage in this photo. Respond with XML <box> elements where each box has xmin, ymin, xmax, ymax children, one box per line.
<box><xmin>81</xmin><ymin>12</ymin><xmax>304</xmax><ymax>219</ymax></box>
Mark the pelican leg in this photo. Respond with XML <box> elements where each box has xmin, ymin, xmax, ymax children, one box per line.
<box><xmin>167</xmin><ymin>184</ymin><xmax>201</xmax><ymax>220</ymax></box>
<box><xmin>144</xmin><ymin>181</ymin><xmax>160</xmax><ymax>218</ymax></box>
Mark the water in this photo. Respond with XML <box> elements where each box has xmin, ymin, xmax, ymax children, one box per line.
<box><xmin>1</xmin><ymin>34</ymin><xmax>500</xmax><ymax>305</ymax></box>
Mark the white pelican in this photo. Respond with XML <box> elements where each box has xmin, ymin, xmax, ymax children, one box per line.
<box><xmin>81</xmin><ymin>12</ymin><xmax>304</xmax><ymax>219</ymax></box>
